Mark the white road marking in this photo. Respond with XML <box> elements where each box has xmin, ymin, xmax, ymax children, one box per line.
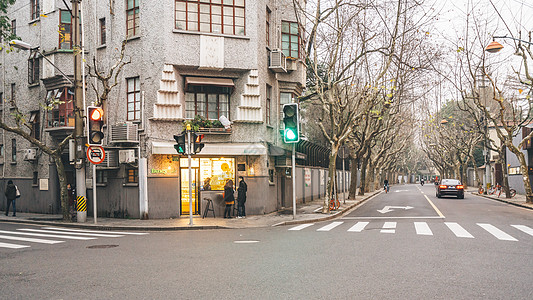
<box><xmin>414</xmin><ymin>222</ymin><xmax>433</xmax><ymax>235</ymax></box>
<box><xmin>234</xmin><ymin>240</ymin><xmax>260</xmax><ymax>244</ymax></box>
<box><xmin>511</xmin><ymin>225</ymin><xmax>533</xmax><ymax>236</ymax></box>
<box><xmin>477</xmin><ymin>224</ymin><xmax>518</xmax><ymax>241</ymax></box>
<box><xmin>317</xmin><ymin>222</ymin><xmax>343</xmax><ymax>231</ymax></box>
<box><xmin>0</xmin><ymin>234</ymin><xmax>64</xmax><ymax>244</ymax></box>
<box><xmin>18</xmin><ymin>229</ymin><xmax>124</xmax><ymax>238</ymax></box>
<box><xmin>43</xmin><ymin>227</ymin><xmax>148</xmax><ymax>235</ymax></box>
<box><xmin>0</xmin><ymin>242</ymin><xmax>30</xmax><ymax>249</ymax></box>
<box><xmin>381</xmin><ymin>222</ymin><xmax>396</xmax><ymax>233</ymax></box>
<box><xmin>445</xmin><ymin>222</ymin><xmax>474</xmax><ymax>238</ymax></box>
<box><xmin>0</xmin><ymin>230</ymin><xmax>96</xmax><ymax>240</ymax></box>
<box><xmin>347</xmin><ymin>222</ymin><xmax>369</xmax><ymax>232</ymax></box>
<box><xmin>342</xmin><ymin>216</ymin><xmax>445</xmax><ymax>220</ymax></box>
<box><xmin>289</xmin><ymin>224</ymin><xmax>314</xmax><ymax>231</ymax></box>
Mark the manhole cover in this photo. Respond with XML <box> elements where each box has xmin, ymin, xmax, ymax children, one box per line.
<box><xmin>87</xmin><ymin>245</ymin><xmax>119</xmax><ymax>249</ymax></box>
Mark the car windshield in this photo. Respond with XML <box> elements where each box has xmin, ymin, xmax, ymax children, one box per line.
<box><xmin>442</xmin><ymin>179</ymin><xmax>461</xmax><ymax>185</ymax></box>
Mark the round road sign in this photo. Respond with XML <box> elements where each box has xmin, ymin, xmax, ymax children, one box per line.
<box><xmin>86</xmin><ymin>146</ymin><xmax>106</xmax><ymax>164</ymax></box>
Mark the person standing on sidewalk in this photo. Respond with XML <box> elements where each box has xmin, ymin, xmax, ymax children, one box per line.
<box><xmin>223</xmin><ymin>179</ymin><xmax>235</xmax><ymax>219</ymax></box>
<box><xmin>237</xmin><ymin>176</ymin><xmax>247</xmax><ymax>218</ymax></box>
<box><xmin>4</xmin><ymin>180</ymin><xmax>17</xmax><ymax>217</ymax></box>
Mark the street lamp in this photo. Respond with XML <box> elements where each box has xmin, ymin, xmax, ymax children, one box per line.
<box><xmin>485</xmin><ymin>36</ymin><xmax>533</xmax><ymax>53</ymax></box>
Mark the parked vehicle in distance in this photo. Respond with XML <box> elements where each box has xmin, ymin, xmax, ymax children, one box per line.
<box><xmin>436</xmin><ymin>179</ymin><xmax>464</xmax><ymax>199</ymax></box>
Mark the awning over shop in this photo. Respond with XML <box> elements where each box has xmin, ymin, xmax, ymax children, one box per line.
<box><xmin>185</xmin><ymin>77</ymin><xmax>234</xmax><ymax>89</ymax></box>
<box><xmin>152</xmin><ymin>142</ymin><xmax>266</xmax><ymax>156</ymax></box>
<box><xmin>268</xmin><ymin>143</ymin><xmax>287</xmax><ymax>156</ymax></box>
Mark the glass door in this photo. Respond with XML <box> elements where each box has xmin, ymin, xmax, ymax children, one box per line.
<box><xmin>180</xmin><ymin>168</ymin><xmax>199</xmax><ymax>215</ymax></box>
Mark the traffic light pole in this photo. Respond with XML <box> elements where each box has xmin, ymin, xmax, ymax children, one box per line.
<box><xmin>187</xmin><ymin>125</ymin><xmax>193</xmax><ymax>226</ymax></box>
<box><xmin>292</xmin><ymin>143</ymin><xmax>296</xmax><ymax>219</ymax></box>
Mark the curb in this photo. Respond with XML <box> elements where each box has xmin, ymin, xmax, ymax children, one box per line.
<box><xmin>472</xmin><ymin>192</ymin><xmax>533</xmax><ymax>211</ymax></box>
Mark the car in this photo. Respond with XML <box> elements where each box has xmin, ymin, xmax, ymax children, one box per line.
<box><xmin>436</xmin><ymin>179</ymin><xmax>465</xmax><ymax>199</ymax></box>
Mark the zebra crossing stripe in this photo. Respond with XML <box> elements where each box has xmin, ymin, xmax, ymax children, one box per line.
<box><xmin>477</xmin><ymin>224</ymin><xmax>517</xmax><ymax>241</ymax></box>
<box><xmin>445</xmin><ymin>222</ymin><xmax>474</xmax><ymax>238</ymax></box>
<box><xmin>0</xmin><ymin>242</ymin><xmax>30</xmax><ymax>249</ymax></box>
<box><xmin>317</xmin><ymin>222</ymin><xmax>343</xmax><ymax>231</ymax></box>
<box><xmin>43</xmin><ymin>227</ymin><xmax>149</xmax><ymax>235</ymax></box>
<box><xmin>414</xmin><ymin>222</ymin><xmax>433</xmax><ymax>236</ymax></box>
<box><xmin>289</xmin><ymin>224</ymin><xmax>314</xmax><ymax>231</ymax></box>
<box><xmin>0</xmin><ymin>230</ymin><xmax>96</xmax><ymax>240</ymax></box>
<box><xmin>17</xmin><ymin>229</ymin><xmax>124</xmax><ymax>238</ymax></box>
<box><xmin>511</xmin><ymin>225</ymin><xmax>533</xmax><ymax>236</ymax></box>
<box><xmin>347</xmin><ymin>222</ymin><xmax>369</xmax><ymax>232</ymax></box>
<box><xmin>381</xmin><ymin>222</ymin><xmax>396</xmax><ymax>233</ymax></box>
<box><xmin>0</xmin><ymin>234</ymin><xmax>64</xmax><ymax>245</ymax></box>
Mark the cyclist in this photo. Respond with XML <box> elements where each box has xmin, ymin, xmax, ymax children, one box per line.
<box><xmin>421</xmin><ymin>178</ymin><xmax>425</xmax><ymax>186</ymax></box>
<box><xmin>384</xmin><ymin>179</ymin><xmax>390</xmax><ymax>193</ymax></box>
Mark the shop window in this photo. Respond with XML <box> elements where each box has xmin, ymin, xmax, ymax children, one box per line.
<box><xmin>281</xmin><ymin>21</ymin><xmax>300</xmax><ymax>58</ymax></box>
<box><xmin>127</xmin><ymin>77</ymin><xmax>141</xmax><ymax>121</ymax></box>
<box><xmin>185</xmin><ymin>85</ymin><xmax>231</xmax><ymax>120</ymax></box>
<box><xmin>126</xmin><ymin>167</ymin><xmax>138</xmax><ymax>183</ymax></box>
<box><xmin>46</xmin><ymin>88</ymin><xmax>74</xmax><ymax>128</ymax></box>
<box><xmin>184</xmin><ymin>157</ymin><xmax>235</xmax><ymax>191</ymax></box>
<box><xmin>59</xmin><ymin>10</ymin><xmax>72</xmax><ymax>49</ymax></box>
<box><xmin>175</xmin><ymin>0</ymin><xmax>245</xmax><ymax>36</ymax></box>
<box><xmin>126</xmin><ymin>0</ymin><xmax>139</xmax><ymax>38</ymax></box>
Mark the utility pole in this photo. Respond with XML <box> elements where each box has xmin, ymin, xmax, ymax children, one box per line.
<box><xmin>72</xmin><ymin>0</ymin><xmax>87</xmax><ymax>222</ymax></box>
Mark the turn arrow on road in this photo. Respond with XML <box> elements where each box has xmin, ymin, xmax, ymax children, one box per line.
<box><xmin>377</xmin><ymin>206</ymin><xmax>414</xmax><ymax>214</ymax></box>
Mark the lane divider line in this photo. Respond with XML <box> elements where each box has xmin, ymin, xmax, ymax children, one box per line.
<box><xmin>424</xmin><ymin>194</ymin><xmax>445</xmax><ymax>218</ymax></box>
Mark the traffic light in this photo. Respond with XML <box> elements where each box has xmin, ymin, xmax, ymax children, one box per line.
<box><xmin>192</xmin><ymin>132</ymin><xmax>205</xmax><ymax>154</ymax></box>
<box><xmin>282</xmin><ymin>103</ymin><xmax>299</xmax><ymax>143</ymax></box>
<box><xmin>87</xmin><ymin>106</ymin><xmax>104</xmax><ymax>145</ymax></box>
<box><xmin>174</xmin><ymin>133</ymin><xmax>187</xmax><ymax>154</ymax></box>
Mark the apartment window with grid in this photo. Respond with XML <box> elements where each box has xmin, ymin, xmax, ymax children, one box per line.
<box><xmin>59</xmin><ymin>10</ymin><xmax>72</xmax><ymax>49</ymax></box>
<box><xmin>99</xmin><ymin>18</ymin><xmax>106</xmax><ymax>45</ymax></box>
<box><xmin>10</xmin><ymin>83</ymin><xmax>15</xmax><ymax>103</ymax></box>
<box><xmin>28</xmin><ymin>52</ymin><xmax>40</xmax><ymax>84</ymax></box>
<box><xmin>126</xmin><ymin>0</ymin><xmax>139</xmax><ymax>38</ymax></box>
<box><xmin>11</xmin><ymin>138</ymin><xmax>16</xmax><ymax>162</ymax></box>
<box><xmin>281</xmin><ymin>21</ymin><xmax>300</xmax><ymax>58</ymax></box>
<box><xmin>175</xmin><ymin>0</ymin><xmax>245</xmax><ymax>36</ymax></box>
<box><xmin>266</xmin><ymin>7</ymin><xmax>271</xmax><ymax>47</ymax></box>
<box><xmin>127</xmin><ymin>77</ymin><xmax>141</xmax><ymax>121</ymax></box>
<box><xmin>31</xmin><ymin>0</ymin><xmax>40</xmax><ymax>20</ymax></box>
<box><xmin>185</xmin><ymin>85</ymin><xmax>230</xmax><ymax>120</ymax></box>
<box><xmin>266</xmin><ymin>84</ymin><xmax>271</xmax><ymax>126</ymax></box>
<box><xmin>126</xmin><ymin>167</ymin><xmax>138</xmax><ymax>183</ymax></box>
<box><xmin>30</xmin><ymin>110</ymin><xmax>40</xmax><ymax>140</ymax></box>
<box><xmin>46</xmin><ymin>88</ymin><xmax>75</xmax><ymax>127</ymax></box>
<box><xmin>11</xmin><ymin>20</ymin><xmax>16</xmax><ymax>36</ymax></box>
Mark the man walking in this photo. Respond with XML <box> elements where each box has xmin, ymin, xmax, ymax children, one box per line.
<box><xmin>5</xmin><ymin>180</ymin><xmax>17</xmax><ymax>217</ymax></box>
<box><xmin>237</xmin><ymin>176</ymin><xmax>247</xmax><ymax>218</ymax></box>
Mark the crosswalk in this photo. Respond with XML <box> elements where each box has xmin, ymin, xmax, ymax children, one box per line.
<box><xmin>288</xmin><ymin>221</ymin><xmax>533</xmax><ymax>242</ymax></box>
<box><xmin>0</xmin><ymin>226</ymin><xmax>148</xmax><ymax>249</ymax></box>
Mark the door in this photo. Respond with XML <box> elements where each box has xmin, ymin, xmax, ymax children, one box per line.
<box><xmin>180</xmin><ymin>168</ymin><xmax>199</xmax><ymax>215</ymax></box>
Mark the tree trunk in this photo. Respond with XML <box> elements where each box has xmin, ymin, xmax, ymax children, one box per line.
<box><xmin>323</xmin><ymin>147</ymin><xmax>339</xmax><ymax>213</ymax></box>
<box><xmin>509</xmin><ymin>145</ymin><xmax>533</xmax><ymax>203</ymax></box>
<box><xmin>52</xmin><ymin>153</ymin><xmax>70</xmax><ymax>221</ymax></box>
<box><xmin>359</xmin><ymin>157</ymin><xmax>369</xmax><ymax>196</ymax></box>
<box><xmin>349</xmin><ymin>157</ymin><xmax>359</xmax><ymax>199</ymax></box>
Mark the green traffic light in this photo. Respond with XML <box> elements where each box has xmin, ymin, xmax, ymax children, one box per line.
<box><xmin>285</xmin><ymin>128</ymin><xmax>297</xmax><ymax>141</ymax></box>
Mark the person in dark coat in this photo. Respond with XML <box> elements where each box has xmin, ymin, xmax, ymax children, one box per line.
<box><xmin>237</xmin><ymin>176</ymin><xmax>247</xmax><ymax>218</ymax></box>
<box><xmin>223</xmin><ymin>179</ymin><xmax>234</xmax><ymax>219</ymax></box>
<box><xmin>4</xmin><ymin>180</ymin><xmax>17</xmax><ymax>217</ymax></box>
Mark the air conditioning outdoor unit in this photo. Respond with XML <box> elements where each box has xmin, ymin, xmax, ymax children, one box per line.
<box><xmin>96</xmin><ymin>149</ymin><xmax>119</xmax><ymax>169</ymax></box>
<box><xmin>23</xmin><ymin>148</ymin><xmax>37</xmax><ymax>161</ymax></box>
<box><xmin>110</xmin><ymin>122</ymin><xmax>139</xmax><ymax>143</ymax></box>
<box><xmin>119</xmin><ymin>149</ymin><xmax>136</xmax><ymax>164</ymax></box>
<box><xmin>269</xmin><ymin>49</ymin><xmax>287</xmax><ymax>73</ymax></box>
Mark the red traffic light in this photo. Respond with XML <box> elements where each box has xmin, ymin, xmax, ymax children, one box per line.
<box><xmin>89</xmin><ymin>107</ymin><xmax>104</xmax><ymax>121</ymax></box>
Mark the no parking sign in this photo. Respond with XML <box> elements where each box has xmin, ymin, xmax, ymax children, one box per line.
<box><xmin>86</xmin><ymin>146</ymin><xmax>106</xmax><ymax>165</ymax></box>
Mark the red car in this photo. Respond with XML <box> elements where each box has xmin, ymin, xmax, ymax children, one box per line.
<box><xmin>436</xmin><ymin>179</ymin><xmax>465</xmax><ymax>199</ymax></box>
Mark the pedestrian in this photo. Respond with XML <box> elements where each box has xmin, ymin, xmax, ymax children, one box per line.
<box><xmin>383</xmin><ymin>179</ymin><xmax>389</xmax><ymax>193</ymax></box>
<box><xmin>237</xmin><ymin>176</ymin><xmax>247</xmax><ymax>218</ymax></box>
<box><xmin>223</xmin><ymin>179</ymin><xmax>234</xmax><ymax>219</ymax></box>
<box><xmin>4</xmin><ymin>180</ymin><xmax>17</xmax><ymax>217</ymax></box>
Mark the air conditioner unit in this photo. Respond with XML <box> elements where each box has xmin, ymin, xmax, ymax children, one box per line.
<box><xmin>119</xmin><ymin>149</ymin><xmax>136</xmax><ymax>164</ymax></box>
<box><xmin>110</xmin><ymin>122</ymin><xmax>139</xmax><ymax>143</ymax></box>
<box><xmin>96</xmin><ymin>149</ymin><xmax>119</xmax><ymax>169</ymax></box>
<box><xmin>23</xmin><ymin>148</ymin><xmax>37</xmax><ymax>161</ymax></box>
<box><xmin>269</xmin><ymin>49</ymin><xmax>287</xmax><ymax>73</ymax></box>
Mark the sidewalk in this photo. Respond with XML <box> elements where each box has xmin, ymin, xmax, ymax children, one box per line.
<box><xmin>0</xmin><ymin>190</ymin><xmax>381</xmax><ymax>231</ymax></box>
<box><xmin>469</xmin><ymin>190</ymin><xmax>533</xmax><ymax>210</ymax></box>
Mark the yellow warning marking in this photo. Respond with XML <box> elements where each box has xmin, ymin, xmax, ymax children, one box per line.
<box><xmin>424</xmin><ymin>194</ymin><xmax>444</xmax><ymax>218</ymax></box>
<box><xmin>77</xmin><ymin>196</ymin><xmax>87</xmax><ymax>212</ymax></box>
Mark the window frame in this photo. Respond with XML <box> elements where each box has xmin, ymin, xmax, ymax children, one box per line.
<box><xmin>11</xmin><ymin>138</ymin><xmax>16</xmax><ymax>163</ymax></box>
<box><xmin>46</xmin><ymin>87</ymin><xmax>75</xmax><ymax>128</ymax></box>
<box><xmin>184</xmin><ymin>85</ymin><xmax>231</xmax><ymax>120</ymax></box>
<box><xmin>99</xmin><ymin>18</ymin><xmax>106</xmax><ymax>45</ymax></box>
<box><xmin>126</xmin><ymin>0</ymin><xmax>140</xmax><ymax>38</ymax></box>
<box><xmin>10</xmin><ymin>83</ymin><xmax>15</xmax><ymax>103</ymax></box>
<box><xmin>126</xmin><ymin>167</ymin><xmax>139</xmax><ymax>184</ymax></box>
<box><xmin>28</xmin><ymin>51</ymin><xmax>40</xmax><ymax>85</ymax></box>
<box><xmin>126</xmin><ymin>77</ymin><xmax>141</xmax><ymax>121</ymax></box>
<box><xmin>11</xmin><ymin>19</ymin><xmax>16</xmax><ymax>36</ymax></box>
<box><xmin>59</xmin><ymin>10</ymin><xmax>72</xmax><ymax>49</ymax></box>
<box><xmin>31</xmin><ymin>0</ymin><xmax>40</xmax><ymax>20</ymax></box>
<box><xmin>174</xmin><ymin>0</ymin><xmax>246</xmax><ymax>36</ymax></box>
<box><xmin>30</xmin><ymin>110</ymin><xmax>41</xmax><ymax>140</ymax></box>
<box><xmin>281</xmin><ymin>20</ymin><xmax>300</xmax><ymax>58</ymax></box>
<box><xmin>266</xmin><ymin>7</ymin><xmax>271</xmax><ymax>47</ymax></box>
<box><xmin>266</xmin><ymin>84</ymin><xmax>271</xmax><ymax>126</ymax></box>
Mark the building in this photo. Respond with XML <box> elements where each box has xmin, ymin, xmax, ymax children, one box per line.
<box><xmin>0</xmin><ymin>0</ymin><xmax>350</xmax><ymax>219</ymax></box>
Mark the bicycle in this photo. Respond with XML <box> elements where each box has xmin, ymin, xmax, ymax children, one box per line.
<box><xmin>329</xmin><ymin>196</ymin><xmax>340</xmax><ymax>211</ymax></box>
<box><xmin>478</xmin><ymin>186</ymin><xmax>484</xmax><ymax>194</ymax></box>
<box><xmin>384</xmin><ymin>184</ymin><xmax>390</xmax><ymax>193</ymax></box>
<box><xmin>498</xmin><ymin>188</ymin><xmax>517</xmax><ymax>198</ymax></box>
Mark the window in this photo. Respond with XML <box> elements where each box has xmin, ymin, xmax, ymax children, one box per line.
<box><xmin>31</xmin><ymin>0</ymin><xmax>40</xmax><ymax>20</ymax></box>
<box><xmin>46</xmin><ymin>88</ymin><xmax>75</xmax><ymax>127</ymax></box>
<box><xmin>33</xmin><ymin>172</ymin><xmax>38</xmax><ymax>185</ymax></box>
<box><xmin>99</xmin><ymin>18</ymin><xmax>106</xmax><ymax>45</ymax></box>
<box><xmin>30</xmin><ymin>111</ymin><xmax>40</xmax><ymax>140</ymax></box>
<box><xmin>266</xmin><ymin>84</ymin><xmax>271</xmax><ymax>126</ymax></box>
<box><xmin>126</xmin><ymin>0</ymin><xmax>139</xmax><ymax>38</ymax></box>
<box><xmin>10</xmin><ymin>83</ymin><xmax>15</xmax><ymax>103</ymax></box>
<box><xmin>59</xmin><ymin>10</ymin><xmax>72</xmax><ymax>49</ymax></box>
<box><xmin>268</xmin><ymin>169</ymin><xmax>274</xmax><ymax>184</ymax></box>
<box><xmin>175</xmin><ymin>0</ymin><xmax>245</xmax><ymax>36</ymax></box>
<box><xmin>266</xmin><ymin>7</ymin><xmax>271</xmax><ymax>47</ymax></box>
<box><xmin>28</xmin><ymin>51</ymin><xmax>40</xmax><ymax>84</ymax></box>
<box><xmin>185</xmin><ymin>85</ymin><xmax>231</xmax><ymax>120</ymax></box>
<box><xmin>11</xmin><ymin>139</ymin><xmax>16</xmax><ymax>162</ymax></box>
<box><xmin>0</xmin><ymin>144</ymin><xmax>3</xmax><ymax>158</ymax></box>
<box><xmin>126</xmin><ymin>167</ymin><xmax>138</xmax><ymax>183</ymax></box>
<box><xmin>11</xmin><ymin>20</ymin><xmax>16</xmax><ymax>36</ymax></box>
<box><xmin>281</xmin><ymin>21</ymin><xmax>299</xmax><ymax>58</ymax></box>
<box><xmin>127</xmin><ymin>77</ymin><xmax>141</xmax><ymax>121</ymax></box>
<box><xmin>96</xmin><ymin>170</ymin><xmax>108</xmax><ymax>184</ymax></box>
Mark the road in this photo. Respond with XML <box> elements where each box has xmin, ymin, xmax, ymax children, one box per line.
<box><xmin>1</xmin><ymin>184</ymin><xmax>532</xmax><ymax>299</ymax></box>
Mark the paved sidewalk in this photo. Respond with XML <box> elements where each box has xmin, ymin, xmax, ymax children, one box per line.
<box><xmin>469</xmin><ymin>190</ymin><xmax>533</xmax><ymax>210</ymax></box>
<box><xmin>0</xmin><ymin>190</ymin><xmax>381</xmax><ymax>231</ymax></box>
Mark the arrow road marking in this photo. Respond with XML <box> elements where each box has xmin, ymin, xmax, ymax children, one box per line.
<box><xmin>377</xmin><ymin>206</ymin><xmax>414</xmax><ymax>214</ymax></box>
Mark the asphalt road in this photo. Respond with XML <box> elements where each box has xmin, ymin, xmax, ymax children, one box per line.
<box><xmin>1</xmin><ymin>184</ymin><xmax>532</xmax><ymax>299</ymax></box>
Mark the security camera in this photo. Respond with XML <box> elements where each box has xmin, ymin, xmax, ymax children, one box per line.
<box><xmin>219</xmin><ymin>115</ymin><xmax>232</xmax><ymax>129</ymax></box>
